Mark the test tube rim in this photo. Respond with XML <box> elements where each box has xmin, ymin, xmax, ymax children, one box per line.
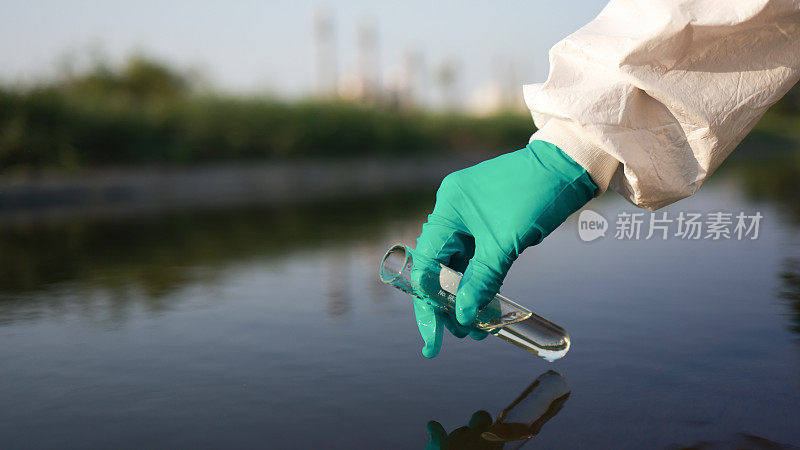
<box><xmin>379</xmin><ymin>244</ymin><xmax>408</xmax><ymax>284</ymax></box>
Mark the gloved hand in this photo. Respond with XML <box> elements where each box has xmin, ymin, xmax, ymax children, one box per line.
<box><xmin>413</xmin><ymin>140</ymin><xmax>597</xmax><ymax>358</ymax></box>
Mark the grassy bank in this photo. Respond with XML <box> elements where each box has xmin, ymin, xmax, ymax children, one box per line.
<box><xmin>0</xmin><ymin>57</ymin><xmax>533</xmax><ymax>172</ymax></box>
<box><xmin>1</xmin><ymin>56</ymin><xmax>798</xmax><ymax>172</ymax></box>
<box><xmin>0</xmin><ymin>92</ymin><xmax>533</xmax><ymax>171</ymax></box>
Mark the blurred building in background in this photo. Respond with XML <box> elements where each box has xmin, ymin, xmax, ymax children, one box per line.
<box><xmin>313</xmin><ymin>8</ymin><xmax>523</xmax><ymax>113</ymax></box>
<box><xmin>338</xmin><ymin>20</ymin><xmax>380</xmax><ymax>103</ymax></box>
<box><xmin>467</xmin><ymin>59</ymin><xmax>527</xmax><ymax>115</ymax></box>
<box><xmin>314</xmin><ymin>9</ymin><xmax>339</xmax><ymax>98</ymax></box>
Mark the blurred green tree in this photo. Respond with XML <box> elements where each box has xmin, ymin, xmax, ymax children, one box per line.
<box><xmin>61</xmin><ymin>55</ymin><xmax>190</xmax><ymax>101</ymax></box>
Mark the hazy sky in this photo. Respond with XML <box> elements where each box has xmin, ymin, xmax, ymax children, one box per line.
<box><xmin>0</xmin><ymin>0</ymin><xmax>608</xmax><ymax>102</ymax></box>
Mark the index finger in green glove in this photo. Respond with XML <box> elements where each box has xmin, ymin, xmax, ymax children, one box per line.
<box><xmin>413</xmin><ymin>215</ymin><xmax>489</xmax><ymax>356</ymax></box>
<box><xmin>412</xmin><ymin>275</ymin><xmax>487</xmax><ymax>358</ymax></box>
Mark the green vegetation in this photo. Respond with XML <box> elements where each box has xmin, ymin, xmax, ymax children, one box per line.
<box><xmin>2</xmin><ymin>55</ymin><xmax>799</xmax><ymax>172</ymax></box>
<box><xmin>0</xmin><ymin>56</ymin><xmax>533</xmax><ymax>172</ymax></box>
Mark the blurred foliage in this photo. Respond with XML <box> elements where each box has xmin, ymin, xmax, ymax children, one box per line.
<box><xmin>749</xmin><ymin>82</ymin><xmax>800</xmax><ymax>146</ymax></box>
<box><xmin>772</xmin><ymin>80</ymin><xmax>800</xmax><ymax>115</ymax></box>
<box><xmin>731</xmin><ymin>149</ymin><xmax>800</xmax><ymax>223</ymax></box>
<box><xmin>60</xmin><ymin>55</ymin><xmax>190</xmax><ymax>101</ymax></box>
<box><xmin>2</xmin><ymin>55</ymin><xmax>796</xmax><ymax>172</ymax></box>
<box><xmin>0</xmin><ymin>56</ymin><xmax>533</xmax><ymax>171</ymax></box>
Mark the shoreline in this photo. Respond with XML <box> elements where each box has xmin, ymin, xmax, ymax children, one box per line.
<box><xmin>0</xmin><ymin>155</ymin><xmax>486</xmax><ymax>224</ymax></box>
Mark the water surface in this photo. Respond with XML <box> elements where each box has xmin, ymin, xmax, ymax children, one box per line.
<box><xmin>1</xmin><ymin>158</ymin><xmax>799</xmax><ymax>449</ymax></box>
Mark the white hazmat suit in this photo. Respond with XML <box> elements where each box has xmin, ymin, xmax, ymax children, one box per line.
<box><xmin>526</xmin><ymin>0</ymin><xmax>800</xmax><ymax>209</ymax></box>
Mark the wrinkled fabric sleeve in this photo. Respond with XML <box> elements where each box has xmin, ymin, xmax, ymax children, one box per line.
<box><xmin>525</xmin><ymin>0</ymin><xmax>800</xmax><ymax>210</ymax></box>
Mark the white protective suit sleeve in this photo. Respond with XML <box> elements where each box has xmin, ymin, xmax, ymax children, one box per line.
<box><xmin>525</xmin><ymin>0</ymin><xmax>800</xmax><ymax>210</ymax></box>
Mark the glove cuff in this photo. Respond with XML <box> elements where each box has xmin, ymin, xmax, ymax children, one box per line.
<box><xmin>530</xmin><ymin>118</ymin><xmax>619</xmax><ymax>195</ymax></box>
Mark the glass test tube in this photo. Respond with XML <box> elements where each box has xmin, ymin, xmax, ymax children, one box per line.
<box><xmin>378</xmin><ymin>244</ymin><xmax>571</xmax><ymax>361</ymax></box>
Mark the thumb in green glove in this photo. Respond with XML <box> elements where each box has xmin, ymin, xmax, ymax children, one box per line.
<box><xmin>413</xmin><ymin>140</ymin><xmax>597</xmax><ymax>358</ymax></box>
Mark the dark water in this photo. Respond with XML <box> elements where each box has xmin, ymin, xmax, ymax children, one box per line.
<box><xmin>1</xmin><ymin>156</ymin><xmax>800</xmax><ymax>449</ymax></box>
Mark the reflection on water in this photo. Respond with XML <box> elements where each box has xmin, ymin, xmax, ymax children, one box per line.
<box><xmin>730</xmin><ymin>151</ymin><xmax>800</xmax><ymax>340</ymax></box>
<box><xmin>780</xmin><ymin>259</ymin><xmax>800</xmax><ymax>337</ymax></box>
<box><xmin>326</xmin><ymin>253</ymin><xmax>351</xmax><ymax>317</ymax></box>
<box><xmin>0</xmin><ymin>194</ymin><xmax>432</xmax><ymax>326</ymax></box>
<box><xmin>424</xmin><ymin>371</ymin><xmax>569</xmax><ymax>450</ymax></box>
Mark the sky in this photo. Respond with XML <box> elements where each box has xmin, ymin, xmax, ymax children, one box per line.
<box><xmin>0</xmin><ymin>0</ymin><xmax>608</xmax><ymax>104</ymax></box>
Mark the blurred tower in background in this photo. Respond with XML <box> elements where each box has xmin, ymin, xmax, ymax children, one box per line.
<box><xmin>339</xmin><ymin>19</ymin><xmax>380</xmax><ymax>102</ymax></box>
<box><xmin>357</xmin><ymin>20</ymin><xmax>380</xmax><ymax>100</ymax></box>
<box><xmin>404</xmin><ymin>51</ymin><xmax>424</xmax><ymax>107</ymax></box>
<box><xmin>385</xmin><ymin>50</ymin><xmax>424</xmax><ymax>108</ymax></box>
<box><xmin>314</xmin><ymin>9</ymin><xmax>338</xmax><ymax>97</ymax></box>
<box><xmin>467</xmin><ymin>57</ymin><xmax>527</xmax><ymax>115</ymax></box>
<box><xmin>435</xmin><ymin>59</ymin><xmax>460</xmax><ymax>110</ymax></box>
<box><xmin>501</xmin><ymin>60</ymin><xmax>526</xmax><ymax>112</ymax></box>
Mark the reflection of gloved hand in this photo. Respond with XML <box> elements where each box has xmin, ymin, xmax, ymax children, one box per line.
<box><xmin>425</xmin><ymin>411</ymin><xmax>502</xmax><ymax>450</ymax></box>
<box><xmin>414</xmin><ymin>140</ymin><xmax>597</xmax><ymax>357</ymax></box>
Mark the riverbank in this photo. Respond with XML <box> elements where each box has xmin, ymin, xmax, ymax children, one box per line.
<box><xmin>0</xmin><ymin>155</ymin><xmax>486</xmax><ymax>224</ymax></box>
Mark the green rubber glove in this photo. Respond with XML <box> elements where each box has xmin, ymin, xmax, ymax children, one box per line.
<box><xmin>413</xmin><ymin>140</ymin><xmax>598</xmax><ymax>358</ymax></box>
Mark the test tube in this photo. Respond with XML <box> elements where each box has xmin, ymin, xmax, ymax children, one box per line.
<box><xmin>378</xmin><ymin>244</ymin><xmax>571</xmax><ymax>361</ymax></box>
